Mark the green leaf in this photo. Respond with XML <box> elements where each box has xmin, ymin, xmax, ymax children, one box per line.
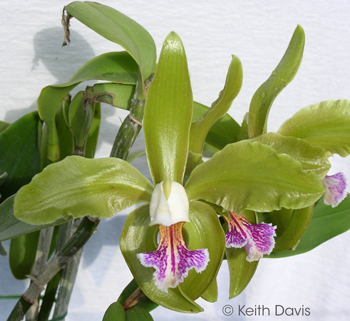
<box><xmin>9</xmin><ymin>231</ymin><xmax>40</xmax><ymax>279</ymax></box>
<box><xmin>251</xmin><ymin>132</ymin><xmax>331</xmax><ymax>177</ymax></box>
<box><xmin>193</xmin><ymin>102</ymin><xmax>240</xmax><ymax>150</ymax></box>
<box><xmin>248</xmin><ymin>25</ymin><xmax>305</xmax><ymax>138</ymax></box>
<box><xmin>227</xmin><ymin>210</ymin><xmax>259</xmax><ymax>298</ymax></box>
<box><xmin>185</xmin><ymin>140</ymin><xmax>325</xmax><ymax>213</ymax></box>
<box><xmin>64</xmin><ymin>1</ymin><xmax>156</xmax><ymax>82</ymax></box>
<box><xmin>268</xmin><ymin>195</ymin><xmax>350</xmax><ymax>258</ymax></box>
<box><xmin>189</xmin><ymin>56</ymin><xmax>243</xmax><ymax>153</ymax></box>
<box><xmin>278</xmin><ymin>100</ymin><xmax>350</xmax><ymax>157</ymax></box>
<box><xmin>0</xmin><ymin>195</ymin><xmax>66</xmax><ymax>242</ymax></box>
<box><xmin>14</xmin><ymin>156</ymin><xmax>153</xmax><ymax>225</ymax></box>
<box><xmin>179</xmin><ymin>201</ymin><xmax>225</xmax><ymax>300</ymax></box>
<box><xmin>102</xmin><ymin>302</ymin><xmax>126</xmax><ymax>321</ymax></box>
<box><xmin>85</xmin><ymin>103</ymin><xmax>101</xmax><ymax>159</ymax></box>
<box><xmin>38</xmin><ymin>51</ymin><xmax>138</xmax><ymax>162</ymax></box>
<box><xmin>126</xmin><ymin>306</ymin><xmax>154</xmax><ymax>321</ymax></box>
<box><xmin>120</xmin><ymin>205</ymin><xmax>203</xmax><ymax>313</ymax></box>
<box><xmin>0</xmin><ymin>242</ymin><xmax>6</xmax><ymax>256</ymax></box>
<box><xmin>0</xmin><ymin>111</ymin><xmax>42</xmax><ymax>201</ymax></box>
<box><xmin>144</xmin><ymin>32</ymin><xmax>192</xmax><ymax>184</ymax></box>
<box><xmin>84</xmin><ymin>83</ymin><xmax>135</xmax><ymax>110</ymax></box>
<box><xmin>0</xmin><ymin>121</ymin><xmax>10</xmax><ymax>133</ymax></box>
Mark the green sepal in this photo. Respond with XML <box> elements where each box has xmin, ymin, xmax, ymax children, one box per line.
<box><xmin>144</xmin><ymin>32</ymin><xmax>192</xmax><ymax>184</ymax></box>
<box><xmin>117</xmin><ymin>279</ymin><xmax>158</xmax><ymax>312</ymax></box>
<box><xmin>268</xmin><ymin>195</ymin><xmax>350</xmax><ymax>258</ymax></box>
<box><xmin>0</xmin><ymin>111</ymin><xmax>42</xmax><ymax>202</ymax></box>
<box><xmin>179</xmin><ymin>201</ymin><xmax>225</xmax><ymax>300</ymax></box>
<box><xmin>120</xmin><ymin>205</ymin><xmax>203</xmax><ymax>313</ymax></box>
<box><xmin>102</xmin><ymin>302</ymin><xmax>126</xmax><ymax>321</ymax></box>
<box><xmin>248</xmin><ymin>25</ymin><xmax>305</xmax><ymax>138</ymax></box>
<box><xmin>189</xmin><ymin>55</ymin><xmax>243</xmax><ymax>153</ymax></box>
<box><xmin>185</xmin><ymin>140</ymin><xmax>325</xmax><ymax>213</ymax></box>
<box><xmin>38</xmin><ymin>51</ymin><xmax>138</xmax><ymax>162</ymax></box>
<box><xmin>0</xmin><ymin>195</ymin><xmax>67</xmax><ymax>242</ymax></box>
<box><xmin>193</xmin><ymin>102</ymin><xmax>240</xmax><ymax>150</ymax></box>
<box><xmin>278</xmin><ymin>99</ymin><xmax>350</xmax><ymax>157</ymax></box>
<box><xmin>64</xmin><ymin>1</ymin><xmax>156</xmax><ymax>83</ymax></box>
<box><xmin>9</xmin><ymin>231</ymin><xmax>40</xmax><ymax>279</ymax></box>
<box><xmin>84</xmin><ymin>83</ymin><xmax>135</xmax><ymax>110</ymax></box>
<box><xmin>268</xmin><ymin>205</ymin><xmax>314</xmax><ymax>252</ymax></box>
<box><xmin>126</xmin><ymin>306</ymin><xmax>154</xmax><ymax>321</ymax></box>
<box><xmin>226</xmin><ymin>210</ymin><xmax>259</xmax><ymax>299</ymax></box>
<box><xmin>201</xmin><ymin>278</ymin><xmax>218</xmax><ymax>303</ymax></box>
<box><xmin>251</xmin><ymin>132</ymin><xmax>331</xmax><ymax>177</ymax></box>
<box><xmin>14</xmin><ymin>156</ymin><xmax>153</xmax><ymax>225</ymax></box>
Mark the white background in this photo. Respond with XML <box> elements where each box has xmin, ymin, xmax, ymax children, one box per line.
<box><xmin>1</xmin><ymin>1</ymin><xmax>350</xmax><ymax>320</ymax></box>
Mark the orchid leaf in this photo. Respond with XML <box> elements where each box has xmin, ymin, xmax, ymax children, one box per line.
<box><xmin>38</xmin><ymin>51</ymin><xmax>138</xmax><ymax>162</ymax></box>
<box><xmin>120</xmin><ymin>205</ymin><xmax>203</xmax><ymax>313</ymax></box>
<box><xmin>185</xmin><ymin>140</ymin><xmax>325</xmax><ymax>213</ymax></box>
<box><xmin>248</xmin><ymin>25</ymin><xmax>305</xmax><ymax>138</ymax></box>
<box><xmin>14</xmin><ymin>156</ymin><xmax>153</xmax><ymax>225</ymax></box>
<box><xmin>0</xmin><ymin>111</ymin><xmax>42</xmax><ymax>202</ymax></box>
<box><xmin>278</xmin><ymin>99</ymin><xmax>350</xmax><ymax>157</ymax></box>
<box><xmin>0</xmin><ymin>242</ymin><xmax>6</xmax><ymax>256</ymax></box>
<box><xmin>179</xmin><ymin>201</ymin><xmax>225</xmax><ymax>300</ymax></box>
<box><xmin>144</xmin><ymin>32</ymin><xmax>192</xmax><ymax>184</ymax></box>
<box><xmin>227</xmin><ymin>210</ymin><xmax>259</xmax><ymax>298</ymax></box>
<box><xmin>0</xmin><ymin>195</ymin><xmax>66</xmax><ymax>242</ymax></box>
<box><xmin>189</xmin><ymin>55</ymin><xmax>243</xmax><ymax>153</ymax></box>
<box><xmin>251</xmin><ymin>133</ymin><xmax>331</xmax><ymax>177</ymax></box>
<box><xmin>268</xmin><ymin>195</ymin><xmax>350</xmax><ymax>258</ymax></box>
<box><xmin>193</xmin><ymin>102</ymin><xmax>240</xmax><ymax>150</ymax></box>
<box><xmin>102</xmin><ymin>302</ymin><xmax>126</xmax><ymax>321</ymax></box>
<box><xmin>125</xmin><ymin>306</ymin><xmax>154</xmax><ymax>321</ymax></box>
<box><xmin>85</xmin><ymin>83</ymin><xmax>135</xmax><ymax>110</ymax></box>
<box><xmin>0</xmin><ymin>121</ymin><xmax>10</xmax><ymax>133</ymax></box>
<box><xmin>85</xmin><ymin>103</ymin><xmax>101</xmax><ymax>159</ymax></box>
<box><xmin>64</xmin><ymin>1</ymin><xmax>156</xmax><ymax>83</ymax></box>
<box><xmin>9</xmin><ymin>231</ymin><xmax>40</xmax><ymax>279</ymax></box>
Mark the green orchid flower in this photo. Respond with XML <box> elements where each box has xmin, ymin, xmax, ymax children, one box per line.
<box><xmin>14</xmin><ymin>32</ymin><xmax>326</xmax><ymax>312</ymax></box>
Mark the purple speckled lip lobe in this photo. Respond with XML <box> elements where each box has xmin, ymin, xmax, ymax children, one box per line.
<box><xmin>224</xmin><ymin>212</ymin><xmax>276</xmax><ymax>262</ymax></box>
<box><xmin>322</xmin><ymin>172</ymin><xmax>347</xmax><ymax>207</ymax></box>
<box><xmin>137</xmin><ymin>222</ymin><xmax>209</xmax><ymax>292</ymax></box>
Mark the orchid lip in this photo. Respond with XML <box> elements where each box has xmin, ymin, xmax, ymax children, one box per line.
<box><xmin>322</xmin><ymin>172</ymin><xmax>347</xmax><ymax>208</ymax></box>
<box><xmin>224</xmin><ymin>211</ymin><xmax>276</xmax><ymax>262</ymax></box>
<box><xmin>137</xmin><ymin>222</ymin><xmax>209</xmax><ymax>292</ymax></box>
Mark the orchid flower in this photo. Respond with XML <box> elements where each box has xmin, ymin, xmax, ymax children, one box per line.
<box><xmin>13</xmin><ymin>32</ymin><xmax>326</xmax><ymax>312</ymax></box>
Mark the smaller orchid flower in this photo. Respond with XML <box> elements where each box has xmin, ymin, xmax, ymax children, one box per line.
<box><xmin>224</xmin><ymin>211</ymin><xmax>276</xmax><ymax>262</ymax></box>
<box><xmin>137</xmin><ymin>181</ymin><xmax>209</xmax><ymax>292</ymax></box>
<box><xmin>322</xmin><ymin>172</ymin><xmax>347</xmax><ymax>207</ymax></box>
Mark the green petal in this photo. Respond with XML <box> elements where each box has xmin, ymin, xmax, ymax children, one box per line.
<box><xmin>189</xmin><ymin>56</ymin><xmax>242</xmax><ymax>153</ymax></box>
<box><xmin>193</xmin><ymin>102</ymin><xmax>240</xmax><ymax>150</ymax></box>
<box><xmin>144</xmin><ymin>32</ymin><xmax>193</xmax><ymax>184</ymax></box>
<box><xmin>120</xmin><ymin>205</ymin><xmax>203</xmax><ymax>313</ymax></box>
<box><xmin>268</xmin><ymin>195</ymin><xmax>350</xmax><ymax>258</ymax></box>
<box><xmin>179</xmin><ymin>201</ymin><xmax>225</xmax><ymax>300</ymax></box>
<box><xmin>0</xmin><ymin>111</ymin><xmax>42</xmax><ymax>201</ymax></box>
<box><xmin>278</xmin><ymin>99</ymin><xmax>350</xmax><ymax>157</ymax></box>
<box><xmin>14</xmin><ymin>156</ymin><xmax>153</xmax><ymax>225</ymax></box>
<box><xmin>251</xmin><ymin>132</ymin><xmax>331</xmax><ymax>177</ymax></box>
<box><xmin>185</xmin><ymin>140</ymin><xmax>325</xmax><ymax>213</ymax></box>
<box><xmin>64</xmin><ymin>2</ymin><xmax>156</xmax><ymax>82</ymax></box>
<box><xmin>38</xmin><ymin>51</ymin><xmax>138</xmax><ymax>162</ymax></box>
<box><xmin>248</xmin><ymin>25</ymin><xmax>305</xmax><ymax>138</ymax></box>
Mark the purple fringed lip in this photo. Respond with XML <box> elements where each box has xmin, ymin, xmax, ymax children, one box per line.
<box><xmin>224</xmin><ymin>212</ymin><xmax>276</xmax><ymax>262</ymax></box>
<box><xmin>322</xmin><ymin>172</ymin><xmax>347</xmax><ymax>207</ymax></box>
<box><xmin>137</xmin><ymin>222</ymin><xmax>209</xmax><ymax>292</ymax></box>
